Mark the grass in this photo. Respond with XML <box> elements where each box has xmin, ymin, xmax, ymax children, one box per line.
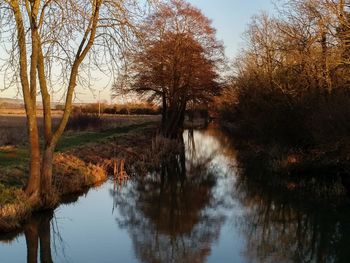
<box><xmin>0</xmin><ymin>184</ymin><xmax>30</xmax><ymax>232</ymax></box>
<box><xmin>0</xmin><ymin>120</ymin><xmax>157</xmax><ymax>169</ymax></box>
<box><xmin>0</xmin><ymin>118</ymin><xmax>159</xmax><ymax>187</ymax></box>
<box><xmin>0</xmin><ymin>113</ymin><xmax>159</xmax><ymax>146</ymax></box>
<box><xmin>57</xmin><ymin>121</ymin><xmax>155</xmax><ymax>151</ymax></box>
<box><xmin>53</xmin><ymin>153</ymin><xmax>107</xmax><ymax>195</ymax></box>
<box><xmin>0</xmin><ymin>148</ymin><xmax>28</xmax><ymax>167</ymax></box>
<box><xmin>0</xmin><ymin>184</ymin><xmax>25</xmax><ymax>207</ymax></box>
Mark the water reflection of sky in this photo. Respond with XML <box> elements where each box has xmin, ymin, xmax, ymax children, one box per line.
<box><xmin>184</xmin><ymin>130</ymin><xmax>247</xmax><ymax>263</ymax></box>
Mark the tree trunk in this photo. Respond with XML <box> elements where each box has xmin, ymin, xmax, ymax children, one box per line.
<box><xmin>25</xmin><ymin>119</ymin><xmax>41</xmax><ymax>202</ymax></box>
<box><xmin>161</xmin><ymin>93</ymin><xmax>167</xmax><ymax>131</ymax></box>
<box><xmin>40</xmin><ymin>145</ymin><xmax>54</xmax><ymax>207</ymax></box>
<box><xmin>320</xmin><ymin>31</ymin><xmax>332</xmax><ymax>93</ymax></box>
<box><xmin>162</xmin><ymin>100</ymin><xmax>187</xmax><ymax>139</ymax></box>
<box><xmin>11</xmin><ymin>1</ymin><xmax>41</xmax><ymax>201</ymax></box>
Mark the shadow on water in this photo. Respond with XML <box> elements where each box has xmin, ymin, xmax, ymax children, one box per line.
<box><xmin>1</xmin><ymin>126</ymin><xmax>350</xmax><ymax>263</ymax></box>
<box><xmin>230</xmin><ymin>132</ymin><xmax>350</xmax><ymax>263</ymax></box>
<box><xmin>110</xmin><ymin>130</ymin><xmax>229</xmax><ymax>263</ymax></box>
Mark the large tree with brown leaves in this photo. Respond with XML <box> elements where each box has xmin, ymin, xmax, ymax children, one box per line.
<box><xmin>115</xmin><ymin>0</ymin><xmax>224</xmax><ymax>138</ymax></box>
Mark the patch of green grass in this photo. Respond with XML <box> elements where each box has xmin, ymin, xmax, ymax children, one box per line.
<box><xmin>56</xmin><ymin>121</ymin><xmax>156</xmax><ymax>151</ymax></box>
<box><xmin>0</xmin><ymin>148</ymin><xmax>28</xmax><ymax>167</ymax></box>
<box><xmin>0</xmin><ymin>167</ymin><xmax>27</xmax><ymax>188</ymax></box>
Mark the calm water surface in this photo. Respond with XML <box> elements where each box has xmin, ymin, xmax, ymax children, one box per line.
<box><xmin>1</xmin><ymin>128</ymin><xmax>350</xmax><ymax>263</ymax></box>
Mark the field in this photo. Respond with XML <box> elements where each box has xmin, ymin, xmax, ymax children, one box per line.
<box><xmin>0</xmin><ymin>111</ymin><xmax>160</xmax><ymax>186</ymax></box>
<box><xmin>0</xmin><ymin>109</ymin><xmax>159</xmax><ymax>146</ymax></box>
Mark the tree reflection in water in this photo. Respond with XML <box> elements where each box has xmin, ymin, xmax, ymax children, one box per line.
<box><xmin>112</xmin><ymin>130</ymin><xmax>229</xmax><ymax>263</ymax></box>
<box><xmin>0</xmin><ymin>210</ymin><xmax>55</xmax><ymax>263</ymax></box>
<box><xmin>233</xmin><ymin>148</ymin><xmax>350</xmax><ymax>263</ymax></box>
<box><xmin>25</xmin><ymin>211</ymin><xmax>54</xmax><ymax>263</ymax></box>
<box><xmin>0</xmin><ymin>196</ymin><xmax>77</xmax><ymax>263</ymax></box>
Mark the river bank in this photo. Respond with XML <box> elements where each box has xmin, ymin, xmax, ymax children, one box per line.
<box><xmin>219</xmin><ymin>119</ymin><xmax>350</xmax><ymax>202</ymax></box>
<box><xmin>0</xmin><ymin>116</ymin><xmax>159</xmax><ymax>233</ymax></box>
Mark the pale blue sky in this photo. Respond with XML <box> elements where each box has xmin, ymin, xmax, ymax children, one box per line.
<box><xmin>188</xmin><ymin>0</ymin><xmax>276</xmax><ymax>58</ymax></box>
<box><xmin>0</xmin><ymin>0</ymin><xmax>276</xmax><ymax>102</ymax></box>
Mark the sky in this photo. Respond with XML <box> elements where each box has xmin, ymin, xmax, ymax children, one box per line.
<box><xmin>188</xmin><ymin>0</ymin><xmax>276</xmax><ymax>59</ymax></box>
<box><xmin>0</xmin><ymin>0</ymin><xmax>276</xmax><ymax>103</ymax></box>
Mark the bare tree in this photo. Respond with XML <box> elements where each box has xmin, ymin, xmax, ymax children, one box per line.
<box><xmin>0</xmin><ymin>0</ymin><xmax>151</xmax><ymax>206</ymax></box>
<box><xmin>233</xmin><ymin>0</ymin><xmax>350</xmax><ymax>96</ymax></box>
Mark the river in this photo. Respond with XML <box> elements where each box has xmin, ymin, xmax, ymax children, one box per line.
<box><xmin>1</xmin><ymin>127</ymin><xmax>350</xmax><ymax>263</ymax></box>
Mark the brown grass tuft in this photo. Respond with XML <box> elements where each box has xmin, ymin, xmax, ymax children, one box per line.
<box><xmin>53</xmin><ymin>153</ymin><xmax>107</xmax><ymax>195</ymax></box>
<box><xmin>0</xmin><ymin>186</ymin><xmax>31</xmax><ymax>232</ymax></box>
<box><xmin>149</xmin><ymin>134</ymin><xmax>182</xmax><ymax>162</ymax></box>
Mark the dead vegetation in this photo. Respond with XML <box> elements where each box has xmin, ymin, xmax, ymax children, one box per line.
<box><xmin>53</xmin><ymin>153</ymin><xmax>107</xmax><ymax>195</ymax></box>
<box><xmin>0</xmin><ymin>185</ymin><xmax>30</xmax><ymax>232</ymax></box>
<box><xmin>112</xmin><ymin>159</ymin><xmax>129</xmax><ymax>185</ymax></box>
<box><xmin>149</xmin><ymin>134</ymin><xmax>183</xmax><ymax>163</ymax></box>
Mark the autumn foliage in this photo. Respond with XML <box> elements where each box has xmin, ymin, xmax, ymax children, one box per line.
<box><xmin>115</xmin><ymin>0</ymin><xmax>223</xmax><ymax>138</ymax></box>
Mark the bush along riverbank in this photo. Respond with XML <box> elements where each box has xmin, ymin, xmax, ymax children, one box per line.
<box><xmin>218</xmin><ymin>88</ymin><xmax>350</xmax><ymax>201</ymax></box>
<box><xmin>0</xmin><ymin>120</ymin><xmax>159</xmax><ymax>233</ymax></box>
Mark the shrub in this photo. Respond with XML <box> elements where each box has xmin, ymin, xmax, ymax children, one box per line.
<box><xmin>66</xmin><ymin>112</ymin><xmax>102</xmax><ymax>131</ymax></box>
<box><xmin>55</xmin><ymin>104</ymin><xmax>65</xmax><ymax>110</ymax></box>
<box><xmin>0</xmin><ymin>127</ymin><xmax>27</xmax><ymax>146</ymax></box>
<box><xmin>218</xmin><ymin>77</ymin><xmax>350</xmax><ymax>198</ymax></box>
<box><xmin>220</xmin><ymin>85</ymin><xmax>350</xmax><ymax>150</ymax></box>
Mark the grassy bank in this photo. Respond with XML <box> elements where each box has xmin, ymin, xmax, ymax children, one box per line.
<box><xmin>0</xmin><ymin>116</ymin><xmax>159</xmax><ymax>232</ymax></box>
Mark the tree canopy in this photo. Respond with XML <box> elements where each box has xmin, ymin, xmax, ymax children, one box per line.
<box><xmin>115</xmin><ymin>0</ymin><xmax>224</xmax><ymax>138</ymax></box>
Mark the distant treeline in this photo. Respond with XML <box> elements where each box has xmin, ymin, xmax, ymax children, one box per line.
<box><xmin>56</xmin><ymin>103</ymin><xmax>162</xmax><ymax>115</ymax></box>
<box><xmin>0</xmin><ymin>102</ymin><xmax>24</xmax><ymax>109</ymax></box>
<box><xmin>57</xmin><ymin>102</ymin><xmax>210</xmax><ymax>118</ymax></box>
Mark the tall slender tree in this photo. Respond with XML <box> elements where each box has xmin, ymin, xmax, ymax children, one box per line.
<box><xmin>0</xmin><ymin>0</ymin><xmax>151</xmax><ymax>206</ymax></box>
